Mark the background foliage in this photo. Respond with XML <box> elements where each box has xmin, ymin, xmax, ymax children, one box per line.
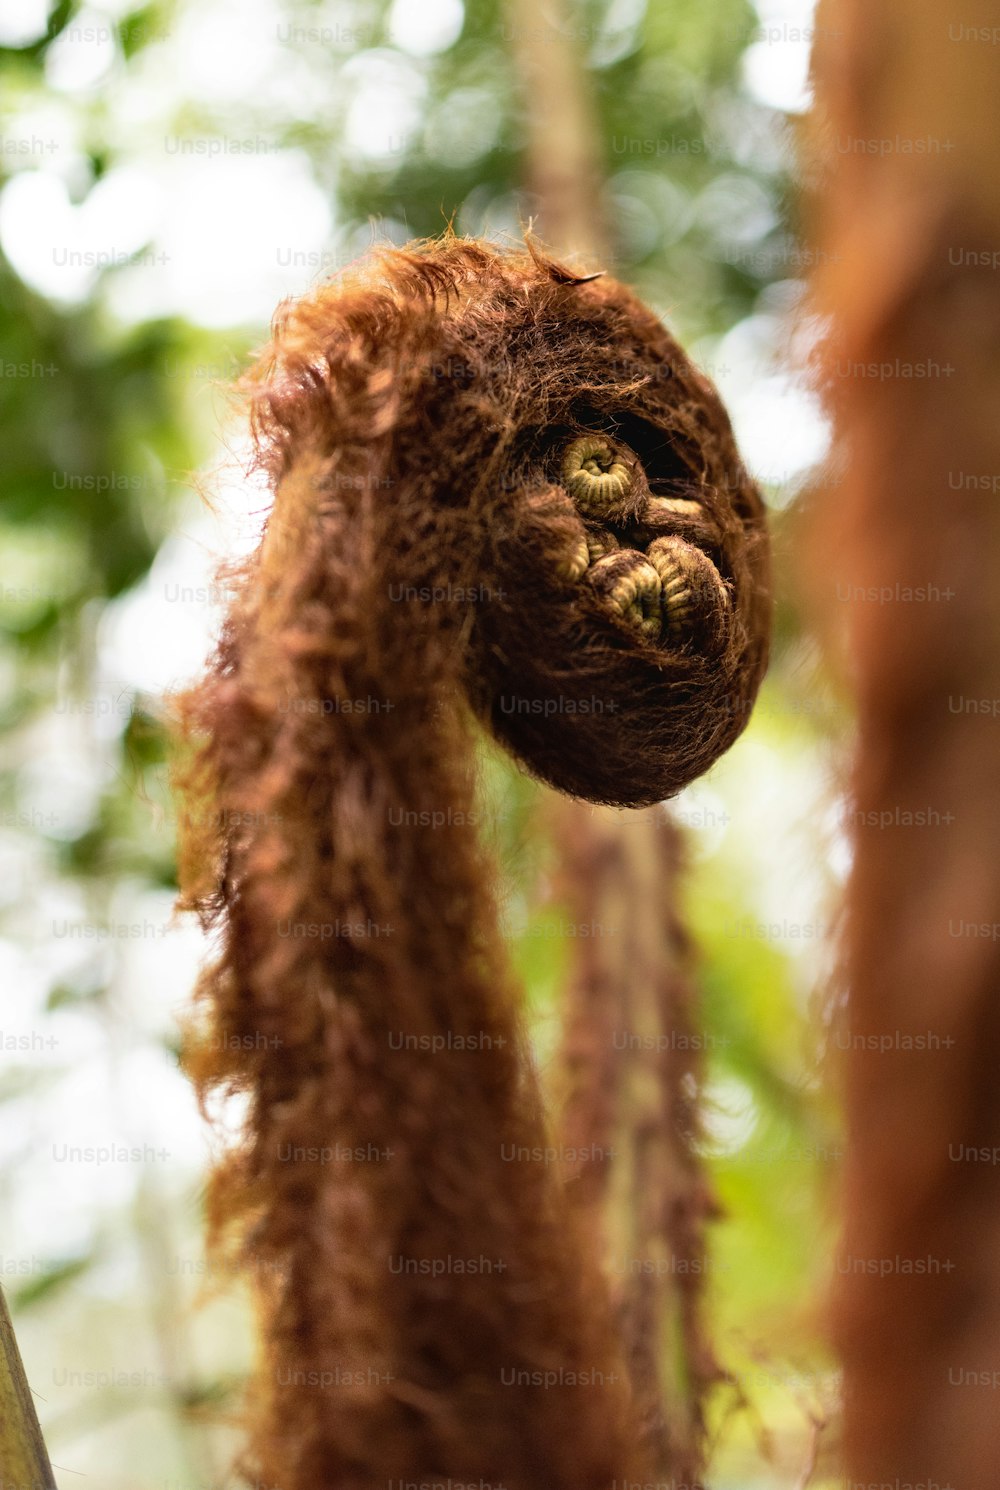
<box><xmin>1</xmin><ymin>0</ymin><xmax>844</xmax><ymax>1483</ymax></box>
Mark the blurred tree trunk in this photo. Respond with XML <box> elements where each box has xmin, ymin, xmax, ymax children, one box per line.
<box><xmin>0</xmin><ymin>1288</ymin><xmax>55</xmax><ymax>1490</ymax></box>
<box><xmin>548</xmin><ymin>805</ymin><xmax>718</xmax><ymax>1487</ymax></box>
<box><xmin>810</xmin><ymin>1</ymin><xmax>1000</xmax><ymax>1484</ymax></box>
<box><xmin>504</xmin><ymin>0</ymin><xmax>611</xmax><ymax>263</ymax></box>
<box><xmin>504</xmin><ymin>3</ymin><xmax>718</xmax><ymax>1482</ymax></box>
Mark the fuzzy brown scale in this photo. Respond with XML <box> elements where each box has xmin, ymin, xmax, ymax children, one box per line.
<box><xmin>172</xmin><ymin>236</ymin><xmax>770</xmax><ymax>1490</ymax></box>
<box><xmin>453</xmin><ymin>265</ymin><xmax>770</xmax><ymax>807</ymax></box>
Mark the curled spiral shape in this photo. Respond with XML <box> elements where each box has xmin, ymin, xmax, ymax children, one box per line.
<box><xmin>174</xmin><ymin>236</ymin><xmax>771</xmax><ymax>1490</ymax></box>
<box><xmin>439</xmin><ymin>248</ymin><xmax>771</xmax><ymax>807</ymax></box>
<box><xmin>232</xmin><ymin>238</ymin><xmax>770</xmax><ymax>809</ymax></box>
<box><xmin>552</xmin><ymin>435</ymin><xmax>734</xmax><ymax>643</ymax></box>
<box><xmin>561</xmin><ymin>434</ymin><xmax>633</xmax><ymax>514</ymax></box>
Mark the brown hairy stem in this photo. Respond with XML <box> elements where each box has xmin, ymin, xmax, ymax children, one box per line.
<box><xmin>173</xmin><ymin>236</ymin><xmax>769</xmax><ymax>1489</ymax></box>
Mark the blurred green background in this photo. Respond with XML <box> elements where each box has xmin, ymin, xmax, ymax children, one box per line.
<box><xmin>0</xmin><ymin>0</ymin><xmax>845</xmax><ymax>1484</ymax></box>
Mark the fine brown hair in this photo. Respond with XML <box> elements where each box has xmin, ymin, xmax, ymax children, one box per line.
<box><xmin>174</xmin><ymin>235</ymin><xmax>770</xmax><ymax>1490</ymax></box>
